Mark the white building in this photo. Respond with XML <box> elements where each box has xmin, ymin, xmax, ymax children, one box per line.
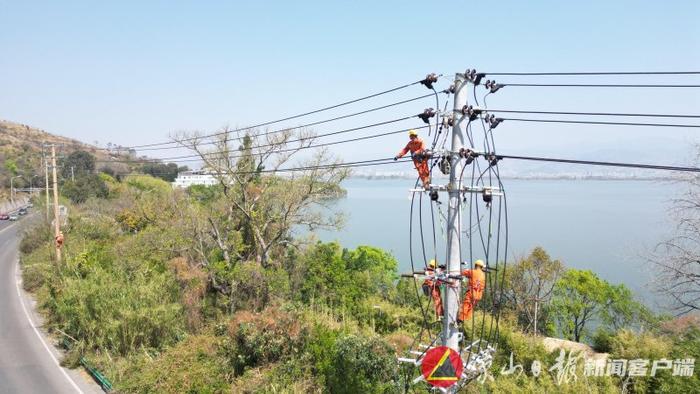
<box><xmin>172</xmin><ymin>171</ymin><xmax>219</xmax><ymax>188</ymax></box>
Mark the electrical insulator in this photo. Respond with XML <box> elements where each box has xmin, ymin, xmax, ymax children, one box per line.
<box><xmin>439</xmin><ymin>157</ymin><xmax>451</xmax><ymax>175</ymax></box>
<box><xmin>442</xmin><ymin>115</ymin><xmax>455</xmax><ymax>128</ymax></box>
<box><xmin>486</xmin><ymin>114</ymin><xmax>504</xmax><ymax>129</ymax></box>
<box><xmin>418</xmin><ymin>108</ymin><xmax>436</xmax><ymax>124</ymax></box>
<box><xmin>420</xmin><ymin>73</ymin><xmax>439</xmax><ymax>90</ymax></box>
<box><xmin>484</xmin><ymin>80</ymin><xmax>504</xmax><ymax>93</ymax></box>
<box><xmin>482</xmin><ymin>189</ymin><xmax>493</xmax><ymax>204</ymax></box>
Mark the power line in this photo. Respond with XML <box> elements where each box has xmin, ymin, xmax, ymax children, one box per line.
<box><xmin>119</xmin><ymin>156</ymin><xmax>412</xmax><ymax>177</ymax></box>
<box><xmin>485</xmin><ymin>109</ymin><xmax>700</xmax><ymax>119</ymax></box>
<box><xmin>98</xmin><ymin>118</ymin><xmax>425</xmax><ymax>164</ymax></box>
<box><xmin>496</xmin><ymin>154</ymin><xmax>700</xmax><ymax>173</ymax></box>
<box><xmin>499</xmin><ymin>117</ymin><xmax>700</xmax><ymax>128</ymax></box>
<box><xmin>484</xmin><ymin>71</ymin><xmax>700</xmax><ymax>76</ymax></box>
<box><xmin>501</xmin><ymin>83</ymin><xmax>700</xmax><ymax>88</ymax></box>
<box><xmin>127</xmin><ymin>93</ymin><xmax>435</xmax><ymax>153</ymax></box>
<box><xmin>123</xmin><ymin>79</ymin><xmax>428</xmax><ymax>150</ymax></box>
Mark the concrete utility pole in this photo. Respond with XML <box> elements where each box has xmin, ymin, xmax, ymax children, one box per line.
<box><xmin>50</xmin><ymin>145</ymin><xmax>61</xmax><ymax>262</ymax></box>
<box><xmin>442</xmin><ymin>73</ymin><xmax>467</xmax><ymax>352</ymax></box>
<box><xmin>43</xmin><ymin>144</ymin><xmax>50</xmax><ymax>222</ymax></box>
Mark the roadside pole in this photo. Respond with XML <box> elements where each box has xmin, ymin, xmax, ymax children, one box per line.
<box><xmin>50</xmin><ymin>145</ymin><xmax>61</xmax><ymax>262</ymax></box>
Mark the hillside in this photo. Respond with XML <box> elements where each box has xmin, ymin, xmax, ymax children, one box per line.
<box><xmin>0</xmin><ymin>119</ymin><xmax>129</xmax><ymax>200</ymax></box>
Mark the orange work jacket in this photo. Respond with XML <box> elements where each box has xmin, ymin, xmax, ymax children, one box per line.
<box><xmin>462</xmin><ymin>268</ymin><xmax>485</xmax><ymax>300</ymax></box>
<box><xmin>396</xmin><ymin>138</ymin><xmax>426</xmax><ymax>159</ymax></box>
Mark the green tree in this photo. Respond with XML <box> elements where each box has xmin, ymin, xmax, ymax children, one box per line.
<box><xmin>141</xmin><ymin>162</ymin><xmax>189</xmax><ymax>182</ymax></box>
<box><xmin>60</xmin><ymin>150</ymin><xmax>96</xmax><ymax>179</ymax></box>
<box><xmin>62</xmin><ymin>174</ymin><xmax>109</xmax><ymax>203</ymax></box>
<box><xmin>551</xmin><ymin>269</ymin><xmax>643</xmax><ymax>342</ymax></box>
<box><xmin>4</xmin><ymin>158</ymin><xmax>18</xmax><ymax>175</ymax></box>
<box><xmin>326</xmin><ymin>335</ymin><xmax>399</xmax><ymax>394</ymax></box>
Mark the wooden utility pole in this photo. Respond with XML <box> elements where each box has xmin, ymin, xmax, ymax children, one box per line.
<box><xmin>50</xmin><ymin>145</ymin><xmax>61</xmax><ymax>262</ymax></box>
<box><xmin>43</xmin><ymin>144</ymin><xmax>50</xmax><ymax>222</ymax></box>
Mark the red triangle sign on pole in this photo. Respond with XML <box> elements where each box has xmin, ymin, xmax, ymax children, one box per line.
<box><xmin>420</xmin><ymin>346</ymin><xmax>463</xmax><ymax>388</ymax></box>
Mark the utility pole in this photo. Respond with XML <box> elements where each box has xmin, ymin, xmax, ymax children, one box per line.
<box><xmin>43</xmin><ymin>144</ymin><xmax>50</xmax><ymax>222</ymax></box>
<box><xmin>71</xmin><ymin>166</ymin><xmax>74</xmax><ymax>181</ymax></box>
<box><xmin>442</xmin><ymin>73</ymin><xmax>467</xmax><ymax>353</ymax></box>
<box><xmin>50</xmin><ymin>145</ymin><xmax>61</xmax><ymax>262</ymax></box>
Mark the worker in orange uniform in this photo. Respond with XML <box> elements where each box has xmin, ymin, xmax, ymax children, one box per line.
<box><xmin>55</xmin><ymin>231</ymin><xmax>64</xmax><ymax>249</ymax></box>
<box><xmin>458</xmin><ymin>259</ymin><xmax>486</xmax><ymax>323</ymax></box>
<box><xmin>422</xmin><ymin>259</ymin><xmax>443</xmax><ymax>319</ymax></box>
<box><xmin>394</xmin><ymin>129</ymin><xmax>431</xmax><ymax>189</ymax></box>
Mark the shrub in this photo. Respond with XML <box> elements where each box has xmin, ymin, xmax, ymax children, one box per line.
<box><xmin>326</xmin><ymin>334</ymin><xmax>400</xmax><ymax>394</ymax></box>
<box><xmin>117</xmin><ymin>335</ymin><xmax>231</xmax><ymax>393</ymax></box>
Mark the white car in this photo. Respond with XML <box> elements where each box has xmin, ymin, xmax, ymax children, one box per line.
<box><xmin>9</xmin><ymin>215</ymin><xmax>18</xmax><ymax>221</ymax></box>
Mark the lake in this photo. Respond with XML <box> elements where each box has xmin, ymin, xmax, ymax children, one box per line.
<box><xmin>312</xmin><ymin>178</ymin><xmax>679</xmax><ymax>306</ymax></box>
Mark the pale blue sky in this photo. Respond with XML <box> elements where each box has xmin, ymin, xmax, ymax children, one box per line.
<box><xmin>1</xmin><ymin>1</ymin><xmax>698</xmax><ymax>168</ymax></box>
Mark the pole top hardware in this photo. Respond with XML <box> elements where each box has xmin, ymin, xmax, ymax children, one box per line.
<box><xmin>418</xmin><ymin>108</ymin><xmax>437</xmax><ymax>124</ymax></box>
<box><xmin>464</xmin><ymin>69</ymin><xmax>485</xmax><ymax>86</ymax></box>
<box><xmin>485</xmin><ymin>114</ymin><xmax>504</xmax><ymax>129</ymax></box>
<box><xmin>420</xmin><ymin>73</ymin><xmax>439</xmax><ymax>90</ymax></box>
<box><xmin>461</xmin><ymin>105</ymin><xmax>484</xmax><ymax>121</ymax></box>
<box><xmin>484</xmin><ymin>79</ymin><xmax>504</xmax><ymax>93</ymax></box>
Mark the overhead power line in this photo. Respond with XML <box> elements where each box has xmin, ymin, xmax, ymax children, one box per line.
<box><xmin>496</xmin><ymin>154</ymin><xmax>700</xmax><ymax>173</ymax></box>
<box><xmin>98</xmin><ymin>118</ymin><xmax>425</xmax><ymax>164</ymax></box>
<box><xmin>128</xmin><ymin>93</ymin><xmax>435</xmax><ymax>153</ymax></box>
<box><xmin>485</xmin><ymin>109</ymin><xmax>700</xmax><ymax>119</ymax></box>
<box><xmin>124</xmin><ymin>79</ymin><xmax>428</xmax><ymax>150</ymax></box>
<box><xmin>119</xmin><ymin>156</ymin><xmax>412</xmax><ymax>177</ymax></box>
<box><xmin>499</xmin><ymin>117</ymin><xmax>700</xmax><ymax>128</ymax></box>
<box><xmin>484</xmin><ymin>71</ymin><xmax>700</xmax><ymax>76</ymax></box>
<box><xmin>500</xmin><ymin>83</ymin><xmax>700</xmax><ymax>88</ymax></box>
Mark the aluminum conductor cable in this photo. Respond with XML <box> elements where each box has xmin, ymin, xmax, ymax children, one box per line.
<box><xmin>125</xmin><ymin>78</ymin><xmax>429</xmax><ymax>150</ymax></box>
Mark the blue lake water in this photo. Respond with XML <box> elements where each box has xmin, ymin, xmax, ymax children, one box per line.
<box><xmin>311</xmin><ymin>178</ymin><xmax>678</xmax><ymax>306</ymax></box>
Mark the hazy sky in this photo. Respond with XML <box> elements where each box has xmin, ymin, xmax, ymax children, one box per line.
<box><xmin>1</xmin><ymin>1</ymin><xmax>698</xmax><ymax>169</ymax></box>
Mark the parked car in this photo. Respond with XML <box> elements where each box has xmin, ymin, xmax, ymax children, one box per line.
<box><xmin>0</xmin><ymin>213</ymin><xmax>8</xmax><ymax>220</ymax></box>
<box><xmin>27</xmin><ymin>203</ymin><xmax>33</xmax><ymax>208</ymax></box>
<box><xmin>18</xmin><ymin>208</ymin><xmax>27</xmax><ymax>215</ymax></box>
<box><xmin>9</xmin><ymin>215</ymin><xmax>18</xmax><ymax>221</ymax></box>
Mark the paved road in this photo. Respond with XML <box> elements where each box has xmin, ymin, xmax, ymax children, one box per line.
<box><xmin>0</xmin><ymin>217</ymin><xmax>101</xmax><ymax>394</ymax></box>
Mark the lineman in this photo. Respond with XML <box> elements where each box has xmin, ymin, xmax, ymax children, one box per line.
<box><xmin>422</xmin><ymin>259</ymin><xmax>443</xmax><ymax>319</ymax></box>
<box><xmin>394</xmin><ymin>130</ymin><xmax>431</xmax><ymax>189</ymax></box>
<box><xmin>458</xmin><ymin>259</ymin><xmax>486</xmax><ymax>323</ymax></box>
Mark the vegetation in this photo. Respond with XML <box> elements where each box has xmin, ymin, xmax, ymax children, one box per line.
<box><xmin>15</xmin><ymin>127</ymin><xmax>699</xmax><ymax>393</ymax></box>
<box><xmin>650</xmin><ymin>169</ymin><xmax>700</xmax><ymax>314</ymax></box>
<box><xmin>140</xmin><ymin>162</ymin><xmax>189</xmax><ymax>182</ymax></box>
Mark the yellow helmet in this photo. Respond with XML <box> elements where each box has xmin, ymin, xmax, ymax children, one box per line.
<box><xmin>429</xmin><ymin>259</ymin><xmax>437</xmax><ymax>268</ymax></box>
<box><xmin>474</xmin><ymin>259</ymin><xmax>485</xmax><ymax>268</ymax></box>
<box><xmin>408</xmin><ymin>129</ymin><xmax>418</xmax><ymax>137</ymax></box>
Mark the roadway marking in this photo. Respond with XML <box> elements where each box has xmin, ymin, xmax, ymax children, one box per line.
<box><xmin>8</xmin><ymin>221</ymin><xmax>85</xmax><ymax>394</ymax></box>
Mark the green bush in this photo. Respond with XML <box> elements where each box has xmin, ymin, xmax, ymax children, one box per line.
<box><xmin>45</xmin><ymin>261</ymin><xmax>184</xmax><ymax>356</ymax></box>
<box><xmin>326</xmin><ymin>334</ymin><xmax>400</xmax><ymax>394</ymax></box>
<box><xmin>592</xmin><ymin>329</ymin><xmax>614</xmax><ymax>353</ymax></box>
<box><xmin>117</xmin><ymin>335</ymin><xmax>231</xmax><ymax>393</ymax></box>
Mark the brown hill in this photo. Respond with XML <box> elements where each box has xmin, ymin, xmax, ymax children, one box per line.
<box><xmin>0</xmin><ymin>119</ymin><xmax>130</xmax><ymax>200</ymax></box>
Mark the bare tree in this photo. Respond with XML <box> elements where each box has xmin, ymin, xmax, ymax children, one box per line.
<box><xmin>651</xmin><ymin>168</ymin><xmax>700</xmax><ymax>314</ymax></box>
<box><xmin>174</xmin><ymin>126</ymin><xmax>348</xmax><ymax>267</ymax></box>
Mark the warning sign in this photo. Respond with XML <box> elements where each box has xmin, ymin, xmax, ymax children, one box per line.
<box><xmin>420</xmin><ymin>346</ymin><xmax>463</xmax><ymax>388</ymax></box>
